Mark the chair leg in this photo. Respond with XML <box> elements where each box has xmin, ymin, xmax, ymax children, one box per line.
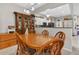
<box><xmin>16</xmin><ymin>45</ymin><xmax>20</xmax><ymax>55</ymax></box>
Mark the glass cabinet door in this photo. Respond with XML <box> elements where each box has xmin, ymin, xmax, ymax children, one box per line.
<box><xmin>17</xmin><ymin>14</ymin><xmax>23</xmax><ymax>33</ymax></box>
<box><xmin>14</xmin><ymin>12</ymin><xmax>35</xmax><ymax>34</ymax></box>
<box><xmin>24</xmin><ymin>16</ymin><xmax>28</xmax><ymax>32</ymax></box>
<box><xmin>27</xmin><ymin>16</ymin><xmax>30</xmax><ymax>32</ymax></box>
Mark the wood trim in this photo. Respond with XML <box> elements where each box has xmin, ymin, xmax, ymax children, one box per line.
<box><xmin>0</xmin><ymin>33</ymin><xmax>17</xmax><ymax>49</ymax></box>
<box><xmin>14</xmin><ymin>12</ymin><xmax>35</xmax><ymax>34</ymax></box>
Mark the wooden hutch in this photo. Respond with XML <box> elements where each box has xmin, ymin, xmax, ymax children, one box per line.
<box><xmin>14</xmin><ymin>12</ymin><xmax>35</xmax><ymax>34</ymax></box>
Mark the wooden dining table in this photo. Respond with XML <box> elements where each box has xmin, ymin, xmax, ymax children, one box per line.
<box><xmin>20</xmin><ymin>33</ymin><xmax>60</xmax><ymax>54</ymax></box>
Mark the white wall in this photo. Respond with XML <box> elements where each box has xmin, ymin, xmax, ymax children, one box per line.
<box><xmin>73</xmin><ymin>4</ymin><xmax>79</xmax><ymax>16</ymax></box>
<box><xmin>0</xmin><ymin>3</ymin><xmax>25</xmax><ymax>33</ymax></box>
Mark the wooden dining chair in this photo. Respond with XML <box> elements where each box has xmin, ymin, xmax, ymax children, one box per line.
<box><xmin>15</xmin><ymin>32</ymin><xmax>36</xmax><ymax>55</ymax></box>
<box><xmin>50</xmin><ymin>39</ymin><xmax>64</xmax><ymax>55</ymax></box>
<box><xmin>42</xmin><ymin>30</ymin><xmax>49</xmax><ymax>36</ymax></box>
<box><xmin>40</xmin><ymin>38</ymin><xmax>64</xmax><ymax>55</ymax></box>
<box><xmin>15</xmin><ymin>32</ymin><xmax>30</xmax><ymax>55</ymax></box>
<box><xmin>55</xmin><ymin>31</ymin><xmax>65</xmax><ymax>41</ymax></box>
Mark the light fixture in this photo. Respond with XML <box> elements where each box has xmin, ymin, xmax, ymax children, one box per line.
<box><xmin>46</xmin><ymin>15</ymin><xmax>50</xmax><ymax>20</ymax></box>
<box><xmin>24</xmin><ymin>3</ymin><xmax>41</xmax><ymax>14</ymax></box>
<box><xmin>24</xmin><ymin>9</ymin><xmax>31</xmax><ymax>15</ymax></box>
<box><xmin>26</xmin><ymin>10</ymin><xmax>30</xmax><ymax>14</ymax></box>
<box><xmin>24</xmin><ymin>9</ymin><xmax>26</xmax><ymax>12</ymax></box>
<box><xmin>31</xmin><ymin>7</ymin><xmax>35</xmax><ymax>11</ymax></box>
<box><xmin>46</xmin><ymin>15</ymin><xmax>50</xmax><ymax>17</ymax></box>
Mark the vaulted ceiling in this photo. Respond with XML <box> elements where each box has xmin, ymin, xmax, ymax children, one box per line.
<box><xmin>15</xmin><ymin>3</ymin><xmax>72</xmax><ymax>17</ymax></box>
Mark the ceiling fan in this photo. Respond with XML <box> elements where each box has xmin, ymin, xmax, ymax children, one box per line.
<box><xmin>35</xmin><ymin>15</ymin><xmax>44</xmax><ymax>19</ymax></box>
<box><xmin>24</xmin><ymin>3</ymin><xmax>46</xmax><ymax>19</ymax></box>
<box><xmin>24</xmin><ymin>3</ymin><xmax>38</xmax><ymax>14</ymax></box>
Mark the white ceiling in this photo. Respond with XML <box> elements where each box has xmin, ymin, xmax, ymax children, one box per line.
<box><xmin>15</xmin><ymin>3</ymin><xmax>33</xmax><ymax>8</ymax></box>
<box><xmin>40</xmin><ymin>4</ymin><xmax>71</xmax><ymax>17</ymax></box>
<box><xmin>15</xmin><ymin>3</ymin><xmax>71</xmax><ymax>17</ymax></box>
<box><xmin>15</xmin><ymin>3</ymin><xmax>45</xmax><ymax>9</ymax></box>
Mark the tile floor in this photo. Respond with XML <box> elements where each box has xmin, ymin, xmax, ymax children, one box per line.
<box><xmin>0</xmin><ymin>45</ymin><xmax>17</xmax><ymax>55</ymax></box>
<box><xmin>0</xmin><ymin>45</ymin><xmax>79</xmax><ymax>55</ymax></box>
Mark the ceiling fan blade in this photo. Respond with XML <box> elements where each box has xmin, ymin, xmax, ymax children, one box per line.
<box><xmin>35</xmin><ymin>15</ymin><xmax>44</xmax><ymax>19</ymax></box>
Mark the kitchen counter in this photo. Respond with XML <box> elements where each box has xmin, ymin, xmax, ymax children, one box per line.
<box><xmin>35</xmin><ymin>27</ymin><xmax>72</xmax><ymax>52</ymax></box>
<box><xmin>36</xmin><ymin>26</ymin><xmax>72</xmax><ymax>28</ymax></box>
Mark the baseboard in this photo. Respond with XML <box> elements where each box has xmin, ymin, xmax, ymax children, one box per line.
<box><xmin>72</xmin><ymin>45</ymin><xmax>79</xmax><ymax>50</ymax></box>
<box><xmin>62</xmin><ymin>48</ymin><xmax>72</xmax><ymax>52</ymax></box>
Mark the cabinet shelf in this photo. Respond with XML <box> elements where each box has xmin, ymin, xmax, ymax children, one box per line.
<box><xmin>14</xmin><ymin>12</ymin><xmax>35</xmax><ymax>34</ymax></box>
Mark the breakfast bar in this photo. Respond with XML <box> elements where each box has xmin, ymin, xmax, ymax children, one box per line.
<box><xmin>35</xmin><ymin>27</ymin><xmax>72</xmax><ymax>51</ymax></box>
